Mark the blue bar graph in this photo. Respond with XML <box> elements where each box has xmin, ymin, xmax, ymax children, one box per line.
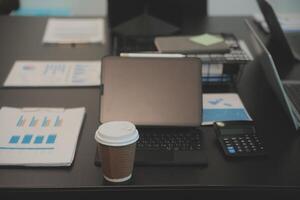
<box><xmin>7</xmin><ymin>135</ymin><xmax>56</xmax><ymax>145</ymax></box>
<box><xmin>46</xmin><ymin>135</ymin><xmax>57</xmax><ymax>144</ymax></box>
<box><xmin>9</xmin><ymin>136</ymin><xmax>20</xmax><ymax>144</ymax></box>
<box><xmin>22</xmin><ymin>135</ymin><xmax>33</xmax><ymax>144</ymax></box>
<box><xmin>15</xmin><ymin>114</ymin><xmax>66</xmax><ymax>128</ymax></box>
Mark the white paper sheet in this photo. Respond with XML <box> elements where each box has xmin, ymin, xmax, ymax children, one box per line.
<box><xmin>0</xmin><ymin>107</ymin><xmax>85</xmax><ymax>166</ymax></box>
<box><xmin>43</xmin><ymin>18</ymin><xmax>105</xmax><ymax>44</ymax></box>
<box><xmin>202</xmin><ymin>93</ymin><xmax>252</xmax><ymax>125</ymax></box>
<box><xmin>4</xmin><ymin>61</ymin><xmax>101</xmax><ymax>87</ymax></box>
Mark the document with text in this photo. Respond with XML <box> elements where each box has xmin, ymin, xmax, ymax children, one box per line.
<box><xmin>4</xmin><ymin>61</ymin><xmax>101</xmax><ymax>87</ymax></box>
<box><xmin>43</xmin><ymin>18</ymin><xmax>105</xmax><ymax>44</ymax></box>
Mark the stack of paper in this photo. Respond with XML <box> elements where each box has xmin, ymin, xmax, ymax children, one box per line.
<box><xmin>0</xmin><ymin>107</ymin><xmax>85</xmax><ymax>166</ymax></box>
<box><xmin>43</xmin><ymin>18</ymin><xmax>105</xmax><ymax>44</ymax></box>
<box><xmin>202</xmin><ymin>93</ymin><xmax>252</xmax><ymax>125</ymax></box>
<box><xmin>202</xmin><ymin>64</ymin><xmax>225</xmax><ymax>82</ymax></box>
<box><xmin>4</xmin><ymin>61</ymin><xmax>101</xmax><ymax>87</ymax></box>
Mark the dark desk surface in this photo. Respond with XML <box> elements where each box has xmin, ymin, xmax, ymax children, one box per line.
<box><xmin>0</xmin><ymin>16</ymin><xmax>300</xmax><ymax>197</ymax></box>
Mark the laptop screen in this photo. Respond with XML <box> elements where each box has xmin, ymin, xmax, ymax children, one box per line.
<box><xmin>246</xmin><ymin>19</ymin><xmax>298</xmax><ymax>128</ymax></box>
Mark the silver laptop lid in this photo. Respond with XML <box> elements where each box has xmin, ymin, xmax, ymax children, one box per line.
<box><xmin>100</xmin><ymin>56</ymin><xmax>202</xmax><ymax>127</ymax></box>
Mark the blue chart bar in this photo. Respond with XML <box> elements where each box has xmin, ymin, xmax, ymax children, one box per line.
<box><xmin>54</xmin><ymin>116</ymin><xmax>62</xmax><ymax>127</ymax></box>
<box><xmin>34</xmin><ymin>136</ymin><xmax>44</xmax><ymax>144</ymax></box>
<box><xmin>41</xmin><ymin>117</ymin><xmax>48</xmax><ymax>128</ymax></box>
<box><xmin>46</xmin><ymin>134</ymin><xmax>57</xmax><ymax>144</ymax></box>
<box><xmin>16</xmin><ymin>115</ymin><xmax>24</xmax><ymax>127</ymax></box>
<box><xmin>9</xmin><ymin>136</ymin><xmax>20</xmax><ymax>144</ymax></box>
<box><xmin>29</xmin><ymin>116</ymin><xmax>36</xmax><ymax>127</ymax></box>
<box><xmin>22</xmin><ymin>135</ymin><xmax>33</xmax><ymax>144</ymax></box>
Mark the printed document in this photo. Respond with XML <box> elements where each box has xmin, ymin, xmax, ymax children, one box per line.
<box><xmin>0</xmin><ymin>107</ymin><xmax>85</xmax><ymax>166</ymax></box>
<box><xmin>4</xmin><ymin>61</ymin><xmax>101</xmax><ymax>87</ymax></box>
<box><xmin>43</xmin><ymin>18</ymin><xmax>105</xmax><ymax>44</ymax></box>
<box><xmin>202</xmin><ymin>93</ymin><xmax>252</xmax><ymax>125</ymax></box>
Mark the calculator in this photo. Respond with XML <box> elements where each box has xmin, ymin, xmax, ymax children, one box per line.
<box><xmin>214</xmin><ymin>121</ymin><xmax>266</xmax><ymax>157</ymax></box>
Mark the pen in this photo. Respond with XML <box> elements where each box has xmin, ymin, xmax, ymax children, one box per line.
<box><xmin>120</xmin><ymin>53</ymin><xmax>186</xmax><ymax>58</ymax></box>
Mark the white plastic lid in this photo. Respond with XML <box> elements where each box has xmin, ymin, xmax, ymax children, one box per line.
<box><xmin>95</xmin><ymin>121</ymin><xmax>139</xmax><ymax>146</ymax></box>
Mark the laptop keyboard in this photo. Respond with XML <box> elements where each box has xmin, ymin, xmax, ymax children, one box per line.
<box><xmin>284</xmin><ymin>83</ymin><xmax>300</xmax><ymax>112</ymax></box>
<box><xmin>136</xmin><ymin>128</ymin><xmax>202</xmax><ymax>151</ymax></box>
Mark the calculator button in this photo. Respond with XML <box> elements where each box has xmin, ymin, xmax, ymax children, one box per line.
<box><xmin>228</xmin><ymin>149</ymin><xmax>236</xmax><ymax>154</ymax></box>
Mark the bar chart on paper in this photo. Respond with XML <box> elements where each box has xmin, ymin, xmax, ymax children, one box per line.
<box><xmin>0</xmin><ymin>107</ymin><xmax>85</xmax><ymax>166</ymax></box>
<box><xmin>3</xmin><ymin>115</ymin><xmax>62</xmax><ymax>150</ymax></box>
<box><xmin>202</xmin><ymin>93</ymin><xmax>252</xmax><ymax>125</ymax></box>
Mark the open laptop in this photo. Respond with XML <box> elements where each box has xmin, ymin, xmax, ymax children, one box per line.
<box><xmin>257</xmin><ymin>0</ymin><xmax>300</xmax><ymax>61</ymax></box>
<box><xmin>246</xmin><ymin>19</ymin><xmax>300</xmax><ymax>129</ymax></box>
<box><xmin>98</xmin><ymin>56</ymin><xmax>207</xmax><ymax>165</ymax></box>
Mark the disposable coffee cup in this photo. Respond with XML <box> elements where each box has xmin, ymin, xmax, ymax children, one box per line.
<box><xmin>95</xmin><ymin>121</ymin><xmax>139</xmax><ymax>182</ymax></box>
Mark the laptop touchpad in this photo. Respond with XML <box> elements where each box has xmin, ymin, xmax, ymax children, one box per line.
<box><xmin>135</xmin><ymin>150</ymin><xmax>174</xmax><ymax>164</ymax></box>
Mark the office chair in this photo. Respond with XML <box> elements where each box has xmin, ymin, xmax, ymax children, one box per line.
<box><xmin>0</xmin><ymin>0</ymin><xmax>19</xmax><ymax>15</ymax></box>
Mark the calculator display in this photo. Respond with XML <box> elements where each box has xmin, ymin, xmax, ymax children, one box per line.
<box><xmin>220</xmin><ymin>127</ymin><xmax>254</xmax><ymax>135</ymax></box>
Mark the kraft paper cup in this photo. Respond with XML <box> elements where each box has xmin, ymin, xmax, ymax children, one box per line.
<box><xmin>95</xmin><ymin>121</ymin><xmax>139</xmax><ymax>182</ymax></box>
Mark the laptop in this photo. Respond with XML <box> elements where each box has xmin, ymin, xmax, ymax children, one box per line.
<box><xmin>246</xmin><ymin>19</ymin><xmax>300</xmax><ymax>129</ymax></box>
<box><xmin>98</xmin><ymin>56</ymin><xmax>207</xmax><ymax>165</ymax></box>
<box><xmin>257</xmin><ymin>0</ymin><xmax>300</xmax><ymax>61</ymax></box>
